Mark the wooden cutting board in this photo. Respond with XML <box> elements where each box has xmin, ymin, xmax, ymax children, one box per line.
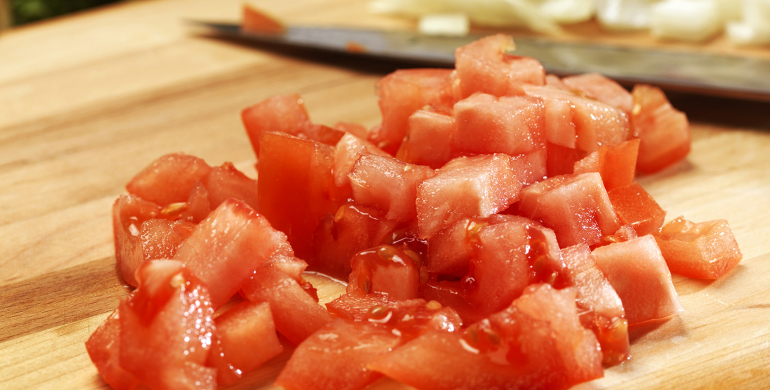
<box><xmin>1</xmin><ymin>0</ymin><xmax>769</xmax><ymax>389</ymax></box>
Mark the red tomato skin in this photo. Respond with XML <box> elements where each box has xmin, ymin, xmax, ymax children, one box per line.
<box><xmin>174</xmin><ymin>199</ymin><xmax>287</xmax><ymax>309</ymax></box>
<box><xmin>240</xmin><ymin>262</ymin><xmax>332</xmax><ymax>345</ymax></box>
<box><xmin>202</xmin><ymin>162</ymin><xmax>259</xmax><ymax>212</ymax></box>
<box><xmin>655</xmin><ymin>217</ymin><xmax>742</xmax><ymax>279</ymax></box>
<box><xmin>207</xmin><ymin>301</ymin><xmax>283</xmax><ymax>385</ymax></box>
<box><xmin>562</xmin><ymin>73</ymin><xmax>633</xmax><ymax>113</ymax></box>
<box><xmin>452</xmin><ymin>93</ymin><xmax>546</xmax><ymax>157</ymax></box>
<box><xmin>276</xmin><ymin>319</ymin><xmax>401</xmax><ymax>390</ymax></box>
<box><xmin>519</xmin><ymin>172</ymin><xmax>620</xmax><ymax>248</ymax></box>
<box><xmin>126</xmin><ymin>153</ymin><xmax>212</xmax><ymax>206</ymax></box>
<box><xmin>631</xmin><ymin>84</ymin><xmax>690</xmax><ymax>174</ymax></box>
<box><xmin>347</xmin><ymin>245</ymin><xmax>421</xmax><ymax>301</ymax></box>
<box><xmin>370</xmin><ymin>69</ymin><xmax>455</xmax><ymax>154</ymax></box>
<box><xmin>607</xmin><ymin>182</ymin><xmax>666</xmax><ymax>236</ymax></box>
<box><xmin>592</xmin><ymin>235</ymin><xmax>683</xmax><ymax>325</ymax></box>
<box><xmin>455</xmin><ymin>34</ymin><xmax>545</xmax><ymax>99</ymax></box>
<box><xmin>85</xmin><ymin>310</ymin><xmax>140</xmax><ymax>390</ymax></box>
<box><xmin>258</xmin><ymin>132</ymin><xmax>341</xmax><ymax>260</ymax></box>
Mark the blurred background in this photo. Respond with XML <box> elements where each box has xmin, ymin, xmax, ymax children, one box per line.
<box><xmin>1</xmin><ymin>0</ymin><xmax>122</xmax><ymax>27</ymax></box>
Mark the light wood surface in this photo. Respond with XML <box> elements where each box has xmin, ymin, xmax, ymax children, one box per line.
<box><xmin>1</xmin><ymin>1</ymin><xmax>769</xmax><ymax>389</ymax></box>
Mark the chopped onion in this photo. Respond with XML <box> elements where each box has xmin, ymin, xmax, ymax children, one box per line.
<box><xmin>419</xmin><ymin>13</ymin><xmax>470</xmax><ymax>36</ymax></box>
<box><xmin>650</xmin><ymin>0</ymin><xmax>722</xmax><ymax>42</ymax></box>
<box><xmin>596</xmin><ymin>0</ymin><xmax>656</xmax><ymax>30</ymax></box>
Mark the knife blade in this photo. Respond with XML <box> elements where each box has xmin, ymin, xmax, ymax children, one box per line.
<box><xmin>189</xmin><ymin>20</ymin><xmax>770</xmax><ymax>101</ymax></box>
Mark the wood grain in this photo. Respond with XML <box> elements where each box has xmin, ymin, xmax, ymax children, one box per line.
<box><xmin>1</xmin><ymin>0</ymin><xmax>769</xmax><ymax>389</ymax></box>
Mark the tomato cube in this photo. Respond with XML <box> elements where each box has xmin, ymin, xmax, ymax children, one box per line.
<box><xmin>174</xmin><ymin>199</ymin><xmax>288</xmax><ymax>308</ymax></box>
<box><xmin>454</xmin><ymin>34</ymin><xmax>545</xmax><ymax>99</ymax></box>
<box><xmin>592</xmin><ymin>235</ymin><xmax>683</xmax><ymax>325</ymax></box>
<box><xmin>561</xmin><ymin>244</ymin><xmax>629</xmax><ymax>365</ymax></box>
<box><xmin>347</xmin><ymin>245</ymin><xmax>421</xmax><ymax>300</ymax></box>
<box><xmin>519</xmin><ymin>172</ymin><xmax>620</xmax><ymax>247</ymax></box>
<box><xmin>562</xmin><ymin>73</ymin><xmax>633</xmax><ymax>113</ymax></box>
<box><xmin>607</xmin><ymin>182</ymin><xmax>666</xmax><ymax>236</ymax></box>
<box><xmin>631</xmin><ymin>84</ymin><xmax>690</xmax><ymax>174</ymax></box>
<box><xmin>349</xmin><ymin>154</ymin><xmax>435</xmax><ymax>222</ymax></box>
<box><xmin>370</xmin><ymin>69</ymin><xmax>455</xmax><ymax>154</ymax></box>
<box><xmin>118</xmin><ymin>260</ymin><xmax>216</xmax><ymax>390</ymax></box>
<box><xmin>452</xmin><ymin>93</ymin><xmax>546</xmax><ymax>157</ymax></box>
<box><xmin>112</xmin><ymin>194</ymin><xmax>162</xmax><ymax>286</ymax></box>
<box><xmin>396</xmin><ymin>108</ymin><xmax>453</xmax><ymax>169</ymax></box>
<box><xmin>85</xmin><ymin>310</ymin><xmax>139</xmax><ymax>390</ymax></box>
<box><xmin>416</xmin><ymin>154</ymin><xmax>522</xmax><ymax>238</ymax></box>
<box><xmin>241</xmin><ymin>94</ymin><xmax>310</xmax><ymax>156</ymax></box>
<box><xmin>312</xmin><ymin>204</ymin><xmax>400</xmax><ymax>280</ymax></box>
<box><xmin>258</xmin><ymin>132</ymin><xmax>341</xmax><ymax>260</ymax></box>
<box><xmin>333</xmin><ymin>132</ymin><xmax>389</xmax><ymax>188</ymax></box>
<box><xmin>126</xmin><ymin>153</ymin><xmax>212</xmax><ymax>206</ymax></box>
<box><xmin>202</xmin><ymin>162</ymin><xmax>259</xmax><ymax>212</ymax></box>
<box><xmin>654</xmin><ymin>217</ymin><xmax>742</xmax><ymax>279</ymax></box>
<box><xmin>276</xmin><ymin>319</ymin><xmax>401</xmax><ymax>390</ymax></box>
<box><xmin>574</xmin><ymin>138</ymin><xmax>640</xmax><ymax>191</ymax></box>
<box><xmin>207</xmin><ymin>301</ymin><xmax>283</xmax><ymax>385</ymax></box>
<box><xmin>241</xmin><ymin>262</ymin><xmax>333</xmax><ymax>345</ymax></box>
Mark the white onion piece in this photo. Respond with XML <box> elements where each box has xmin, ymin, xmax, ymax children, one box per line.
<box><xmin>727</xmin><ymin>0</ymin><xmax>770</xmax><ymax>45</ymax></box>
<box><xmin>715</xmin><ymin>0</ymin><xmax>743</xmax><ymax>21</ymax></box>
<box><xmin>419</xmin><ymin>13</ymin><xmax>470</xmax><ymax>36</ymax></box>
<box><xmin>650</xmin><ymin>0</ymin><xmax>722</xmax><ymax>42</ymax></box>
<box><xmin>536</xmin><ymin>0</ymin><xmax>597</xmax><ymax>24</ymax></box>
<box><xmin>596</xmin><ymin>0</ymin><xmax>656</xmax><ymax>30</ymax></box>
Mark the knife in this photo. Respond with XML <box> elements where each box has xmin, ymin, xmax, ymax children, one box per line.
<box><xmin>189</xmin><ymin>20</ymin><xmax>770</xmax><ymax>102</ymax></box>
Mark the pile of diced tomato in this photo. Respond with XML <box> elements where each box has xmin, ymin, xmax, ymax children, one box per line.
<box><xmin>87</xmin><ymin>34</ymin><xmax>743</xmax><ymax>390</ymax></box>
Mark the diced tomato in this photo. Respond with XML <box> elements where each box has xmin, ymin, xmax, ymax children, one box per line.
<box><xmin>207</xmin><ymin>301</ymin><xmax>283</xmax><ymax>385</ymax></box>
<box><xmin>118</xmin><ymin>260</ymin><xmax>217</xmax><ymax>390</ymax></box>
<box><xmin>416</xmin><ymin>154</ymin><xmax>522</xmax><ymax>239</ymax></box>
<box><xmin>654</xmin><ymin>216</ymin><xmax>742</xmax><ymax>279</ymax></box>
<box><xmin>370</xmin><ymin>285</ymin><xmax>602</xmax><ymax>390</ymax></box>
<box><xmin>454</xmin><ymin>34</ymin><xmax>545</xmax><ymax>99</ymax></box>
<box><xmin>202</xmin><ymin>162</ymin><xmax>259</xmax><ymax>212</ymax></box>
<box><xmin>573</xmin><ymin>139</ymin><xmax>640</xmax><ymax>191</ymax></box>
<box><xmin>561</xmin><ymin>244</ymin><xmax>629</xmax><ymax>365</ymax></box>
<box><xmin>174</xmin><ymin>199</ymin><xmax>287</xmax><ymax>308</ymax></box>
<box><xmin>396</xmin><ymin>108</ymin><xmax>453</xmax><ymax>169</ymax></box>
<box><xmin>126</xmin><ymin>153</ymin><xmax>212</xmax><ymax>206</ymax></box>
<box><xmin>258</xmin><ymin>132</ymin><xmax>341</xmax><ymax>260</ymax></box>
<box><xmin>267</xmin><ymin>243</ymin><xmax>308</xmax><ymax>281</ymax></box>
<box><xmin>241</xmin><ymin>94</ymin><xmax>310</xmax><ymax>155</ymax></box>
<box><xmin>112</xmin><ymin>194</ymin><xmax>162</xmax><ymax>287</ymax></box>
<box><xmin>426</xmin><ymin>218</ymin><xmax>477</xmax><ymax>277</ymax></box>
<box><xmin>347</xmin><ymin>245</ymin><xmax>421</xmax><ymax>300</ymax></box>
<box><xmin>241</xmin><ymin>262</ymin><xmax>333</xmax><ymax>345</ymax></box>
<box><xmin>525</xmin><ymin>86</ymin><xmax>630</xmax><ymax>153</ymax></box>
<box><xmin>546</xmin><ymin>142</ymin><xmax>587</xmax><ymax>177</ymax></box>
<box><xmin>631</xmin><ymin>84</ymin><xmax>691</xmax><ymax>174</ymax></box>
<box><xmin>592</xmin><ymin>235</ymin><xmax>683</xmax><ymax>325</ymax></box>
<box><xmin>607</xmin><ymin>182</ymin><xmax>666</xmax><ymax>236</ymax></box>
<box><xmin>519</xmin><ymin>172</ymin><xmax>621</xmax><ymax>247</ymax></box>
<box><xmin>139</xmin><ymin>218</ymin><xmax>195</xmax><ymax>261</ymax></box>
<box><xmin>463</xmin><ymin>217</ymin><xmax>562</xmax><ymax>321</ymax></box>
<box><xmin>312</xmin><ymin>204</ymin><xmax>400</xmax><ymax>280</ymax></box>
<box><xmin>333</xmin><ymin>121</ymin><xmax>369</xmax><ymax>140</ymax></box>
<box><xmin>562</xmin><ymin>73</ymin><xmax>633</xmax><ymax>113</ymax></box>
<box><xmin>276</xmin><ymin>319</ymin><xmax>401</xmax><ymax>390</ymax></box>
<box><xmin>369</xmin><ymin>69</ymin><xmax>455</xmax><ymax>154</ymax></box>
<box><xmin>180</xmin><ymin>181</ymin><xmax>211</xmax><ymax>223</ymax></box>
<box><xmin>333</xmin><ymin>132</ymin><xmax>390</xmax><ymax>188</ymax></box>
<box><xmin>452</xmin><ymin>93</ymin><xmax>546</xmax><ymax>157</ymax></box>
<box><xmin>511</xmin><ymin>149</ymin><xmax>548</xmax><ymax>187</ymax></box>
<box><xmin>349</xmin><ymin>154</ymin><xmax>435</xmax><ymax>222</ymax></box>
<box><xmin>420</xmin><ymin>280</ymin><xmax>478</xmax><ymax>322</ymax></box>
<box><xmin>85</xmin><ymin>310</ymin><xmax>139</xmax><ymax>390</ymax></box>
<box><xmin>545</xmin><ymin>74</ymin><xmax>569</xmax><ymax>90</ymax></box>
